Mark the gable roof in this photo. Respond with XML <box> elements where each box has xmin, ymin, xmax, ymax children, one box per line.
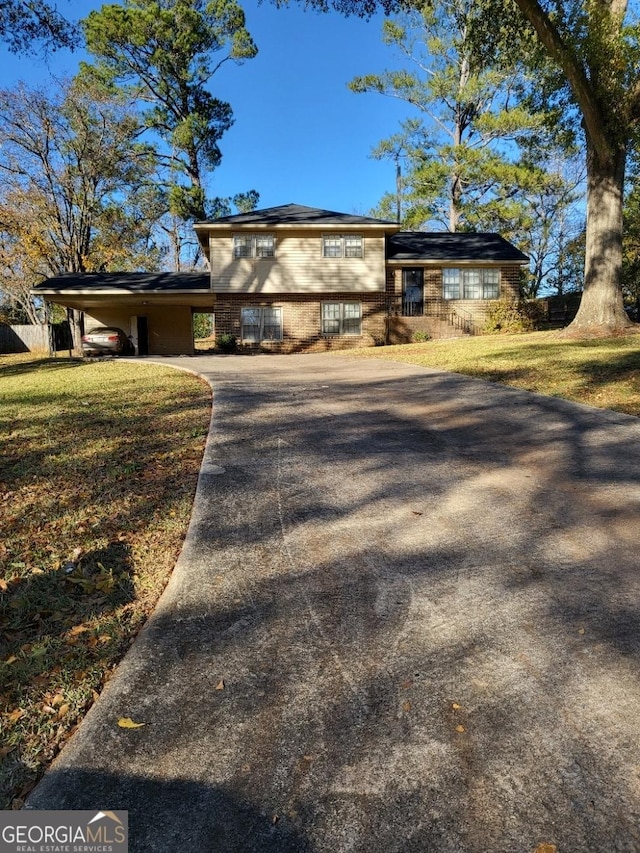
<box><xmin>387</xmin><ymin>232</ymin><xmax>529</xmax><ymax>263</ymax></box>
<box><xmin>33</xmin><ymin>272</ymin><xmax>210</xmax><ymax>294</ymax></box>
<box><xmin>195</xmin><ymin>203</ymin><xmax>398</xmax><ymax>228</ymax></box>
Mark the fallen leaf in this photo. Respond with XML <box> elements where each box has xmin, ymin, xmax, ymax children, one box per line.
<box><xmin>56</xmin><ymin>703</ymin><xmax>70</xmax><ymax>720</ymax></box>
<box><xmin>215</xmin><ymin>679</ymin><xmax>225</xmax><ymax>691</ymax></box>
<box><xmin>452</xmin><ymin>703</ymin><xmax>461</xmax><ymax>710</ymax></box>
<box><xmin>578</xmin><ymin>627</ymin><xmax>585</xmax><ymax>635</ymax></box>
<box><xmin>0</xmin><ymin>579</ymin><xmax>8</xmax><ymax>592</ymax></box>
<box><xmin>455</xmin><ymin>724</ymin><xmax>465</xmax><ymax>733</ymax></box>
<box><xmin>51</xmin><ymin>694</ymin><xmax>65</xmax><ymax>707</ymax></box>
<box><xmin>6</xmin><ymin>708</ymin><xmax>24</xmax><ymax>723</ymax></box>
<box><xmin>402</xmin><ymin>700</ymin><xmax>412</xmax><ymax>712</ymax></box>
<box><xmin>0</xmin><ymin>746</ymin><xmax>14</xmax><ymax>759</ymax></box>
<box><xmin>3</xmin><ymin>655</ymin><xmax>18</xmax><ymax>665</ymax></box>
<box><xmin>69</xmin><ymin>625</ymin><xmax>88</xmax><ymax>636</ymax></box>
<box><xmin>411</xmin><ymin>511</ymin><xmax>423</xmax><ymax>516</ymax></box>
<box><xmin>533</xmin><ymin>845</ymin><xmax>557</xmax><ymax>853</ymax></box>
<box><xmin>117</xmin><ymin>717</ymin><xmax>146</xmax><ymax>729</ymax></box>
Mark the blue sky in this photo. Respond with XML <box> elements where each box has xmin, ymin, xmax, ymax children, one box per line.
<box><xmin>0</xmin><ymin>0</ymin><xmax>416</xmax><ymax>216</ymax></box>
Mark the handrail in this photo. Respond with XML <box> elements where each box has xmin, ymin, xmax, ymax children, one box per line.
<box><xmin>448</xmin><ymin>306</ymin><xmax>478</xmax><ymax>336</ymax></box>
<box><xmin>386</xmin><ymin>296</ymin><xmax>479</xmax><ymax>336</ymax></box>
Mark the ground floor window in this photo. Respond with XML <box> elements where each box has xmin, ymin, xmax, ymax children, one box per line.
<box><xmin>442</xmin><ymin>268</ymin><xmax>500</xmax><ymax>299</ymax></box>
<box><xmin>241</xmin><ymin>306</ymin><xmax>283</xmax><ymax>342</ymax></box>
<box><xmin>321</xmin><ymin>302</ymin><xmax>362</xmax><ymax>335</ymax></box>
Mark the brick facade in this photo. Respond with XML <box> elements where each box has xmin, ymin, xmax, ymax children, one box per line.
<box><xmin>214</xmin><ymin>292</ymin><xmax>386</xmax><ymax>353</ymax></box>
<box><xmin>386</xmin><ymin>264</ymin><xmax>523</xmax><ymax>343</ymax></box>
<box><xmin>214</xmin><ymin>264</ymin><xmax>523</xmax><ymax>351</ymax></box>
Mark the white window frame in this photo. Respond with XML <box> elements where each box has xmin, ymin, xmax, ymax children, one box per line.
<box><xmin>480</xmin><ymin>268</ymin><xmax>500</xmax><ymax>299</ymax></box>
<box><xmin>321</xmin><ymin>302</ymin><xmax>362</xmax><ymax>336</ymax></box>
<box><xmin>322</xmin><ymin>234</ymin><xmax>363</xmax><ymax>259</ymax></box>
<box><xmin>442</xmin><ymin>268</ymin><xmax>501</xmax><ymax>299</ymax></box>
<box><xmin>233</xmin><ymin>233</ymin><xmax>275</xmax><ymax>259</ymax></box>
<box><xmin>240</xmin><ymin>306</ymin><xmax>283</xmax><ymax>342</ymax></box>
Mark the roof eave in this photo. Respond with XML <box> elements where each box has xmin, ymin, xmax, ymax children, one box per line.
<box><xmin>31</xmin><ymin>288</ymin><xmax>211</xmax><ymax>296</ymax></box>
<box><xmin>193</xmin><ymin>222</ymin><xmax>399</xmax><ymax>232</ymax></box>
<box><xmin>387</xmin><ymin>257</ymin><xmax>529</xmax><ymax>265</ymax></box>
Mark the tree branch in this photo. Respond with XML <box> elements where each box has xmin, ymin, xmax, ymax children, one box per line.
<box><xmin>512</xmin><ymin>0</ymin><xmax>613</xmax><ymax>161</ymax></box>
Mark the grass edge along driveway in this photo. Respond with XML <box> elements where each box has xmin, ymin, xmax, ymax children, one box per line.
<box><xmin>0</xmin><ymin>355</ymin><xmax>211</xmax><ymax>809</ymax></box>
<box><xmin>345</xmin><ymin>330</ymin><xmax>640</xmax><ymax>418</ymax></box>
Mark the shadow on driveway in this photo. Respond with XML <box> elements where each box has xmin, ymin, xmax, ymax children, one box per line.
<box><xmin>29</xmin><ymin>354</ymin><xmax>640</xmax><ymax>852</ymax></box>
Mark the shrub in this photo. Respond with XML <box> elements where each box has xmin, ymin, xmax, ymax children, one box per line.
<box><xmin>483</xmin><ymin>300</ymin><xmax>544</xmax><ymax>334</ymax></box>
<box><xmin>216</xmin><ymin>333</ymin><xmax>237</xmax><ymax>353</ymax></box>
<box><xmin>412</xmin><ymin>330</ymin><xmax>432</xmax><ymax>343</ymax></box>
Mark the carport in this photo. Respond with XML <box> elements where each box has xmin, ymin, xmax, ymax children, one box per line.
<box><xmin>32</xmin><ymin>272</ymin><xmax>213</xmax><ymax>356</ymax></box>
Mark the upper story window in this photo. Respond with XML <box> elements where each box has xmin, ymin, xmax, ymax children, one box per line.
<box><xmin>322</xmin><ymin>234</ymin><xmax>363</xmax><ymax>259</ymax></box>
<box><xmin>233</xmin><ymin>233</ymin><xmax>275</xmax><ymax>259</ymax></box>
<box><xmin>442</xmin><ymin>268</ymin><xmax>500</xmax><ymax>299</ymax></box>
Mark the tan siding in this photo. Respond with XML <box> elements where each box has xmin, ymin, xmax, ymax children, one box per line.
<box><xmin>85</xmin><ymin>307</ymin><xmax>194</xmax><ymax>355</ymax></box>
<box><xmin>208</xmin><ymin>230</ymin><xmax>387</xmax><ymax>294</ymax></box>
<box><xmin>147</xmin><ymin>307</ymin><xmax>194</xmax><ymax>355</ymax></box>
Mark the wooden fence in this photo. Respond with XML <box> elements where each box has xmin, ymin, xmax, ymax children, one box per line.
<box><xmin>0</xmin><ymin>323</ymin><xmax>72</xmax><ymax>354</ymax></box>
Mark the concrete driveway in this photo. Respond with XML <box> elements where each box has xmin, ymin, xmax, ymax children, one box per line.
<box><xmin>29</xmin><ymin>354</ymin><xmax>640</xmax><ymax>852</ymax></box>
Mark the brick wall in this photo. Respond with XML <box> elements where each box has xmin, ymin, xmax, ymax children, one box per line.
<box><xmin>385</xmin><ymin>264</ymin><xmax>524</xmax><ymax>342</ymax></box>
<box><xmin>214</xmin><ymin>292</ymin><xmax>386</xmax><ymax>353</ymax></box>
<box><xmin>500</xmin><ymin>265</ymin><xmax>522</xmax><ymax>299</ymax></box>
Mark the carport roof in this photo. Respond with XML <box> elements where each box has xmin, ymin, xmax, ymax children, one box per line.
<box><xmin>33</xmin><ymin>272</ymin><xmax>210</xmax><ymax>294</ymax></box>
<box><xmin>387</xmin><ymin>232</ymin><xmax>529</xmax><ymax>262</ymax></box>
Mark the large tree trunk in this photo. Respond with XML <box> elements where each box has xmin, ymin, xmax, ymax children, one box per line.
<box><xmin>562</xmin><ymin>140</ymin><xmax>633</xmax><ymax>336</ymax></box>
<box><xmin>67</xmin><ymin>307</ymin><xmax>84</xmax><ymax>355</ymax></box>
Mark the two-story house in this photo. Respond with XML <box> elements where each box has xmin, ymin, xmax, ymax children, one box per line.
<box><xmin>33</xmin><ymin>203</ymin><xmax>528</xmax><ymax>355</ymax></box>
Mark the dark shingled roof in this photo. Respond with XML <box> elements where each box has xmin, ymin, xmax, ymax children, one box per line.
<box><xmin>33</xmin><ymin>272</ymin><xmax>210</xmax><ymax>293</ymax></box>
<box><xmin>195</xmin><ymin>203</ymin><xmax>398</xmax><ymax>227</ymax></box>
<box><xmin>387</xmin><ymin>232</ymin><xmax>529</xmax><ymax>263</ymax></box>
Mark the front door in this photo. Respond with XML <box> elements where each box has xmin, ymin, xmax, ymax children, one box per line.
<box><xmin>137</xmin><ymin>316</ymin><xmax>149</xmax><ymax>355</ymax></box>
<box><xmin>402</xmin><ymin>269</ymin><xmax>424</xmax><ymax>316</ymax></box>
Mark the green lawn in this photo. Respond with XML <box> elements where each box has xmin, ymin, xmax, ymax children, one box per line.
<box><xmin>345</xmin><ymin>330</ymin><xmax>640</xmax><ymax>417</ymax></box>
<box><xmin>0</xmin><ymin>355</ymin><xmax>211</xmax><ymax>808</ymax></box>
